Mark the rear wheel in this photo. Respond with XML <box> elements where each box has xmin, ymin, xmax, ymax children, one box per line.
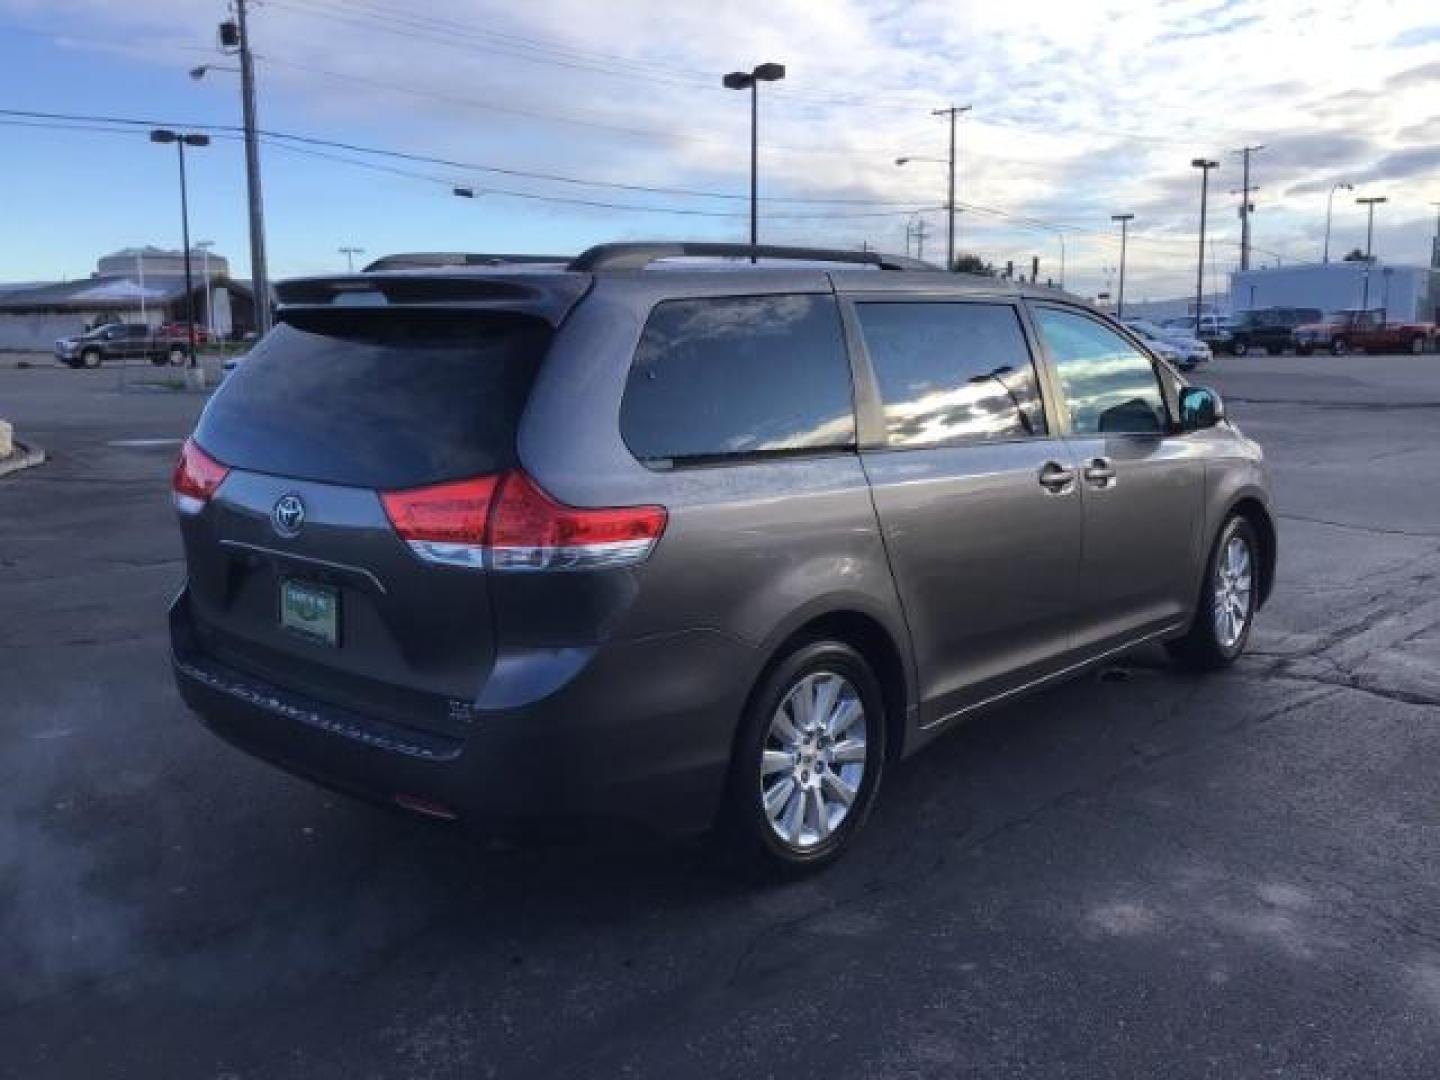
<box><xmin>1167</xmin><ymin>515</ymin><xmax>1259</xmax><ymax>671</ymax></box>
<box><xmin>1331</xmin><ymin>339</ymin><xmax>1348</xmax><ymax>356</ymax></box>
<box><xmin>723</xmin><ymin>640</ymin><xmax>885</xmax><ymax>875</ymax></box>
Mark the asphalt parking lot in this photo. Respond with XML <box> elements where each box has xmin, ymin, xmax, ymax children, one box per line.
<box><xmin>2</xmin><ymin>352</ymin><xmax>1439</xmax><ymax>1078</ymax></box>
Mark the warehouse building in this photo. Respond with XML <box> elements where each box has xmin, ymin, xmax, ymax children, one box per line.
<box><xmin>1230</xmin><ymin>261</ymin><xmax>1439</xmax><ymax>323</ymax></box>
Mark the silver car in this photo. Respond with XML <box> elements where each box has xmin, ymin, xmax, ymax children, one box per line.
<box><xmin>170</xmin><ymin>242</ymin><xmax>1276</xmax><ymax>873</ymax></box>
<box><xmin>1126</xmin><ymin>318</ymin><xmax>1212</xmax><ymax>369</ymax></box>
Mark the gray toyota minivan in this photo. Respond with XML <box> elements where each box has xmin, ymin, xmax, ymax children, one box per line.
<box><xmin>171</xmin><ymin>242</ymin><xmax>1275</xmax><ymax>872</ymax></box>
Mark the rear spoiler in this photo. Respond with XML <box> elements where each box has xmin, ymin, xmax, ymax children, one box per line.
<box><xmin>274</xmin><ymin>273</ymin><xmax>590</xmax><ymax>326</ymax></box>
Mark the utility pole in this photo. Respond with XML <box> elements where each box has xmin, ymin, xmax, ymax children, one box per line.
<box><xmin>1111</xmin><ymin>213</ymin><xmax>1134</xmax><ymax>319</ymax></box>
<box><xmin>1191</xmin><ymin>158</ymin><xmax>1218</xmax><ymax>336</ymax></box>
<box><xmin>339</xmin><ymin>246</ymin><xmax>365</xmax><ymax>273</ymax></box>
<box><xmin>1232</xmin><ymin>145</ymin><xmax>1264</xmax><ymax>272</ymax></box>
<box><xmin>224</xmin><ymin>0</ymin><xmax>270</xmax><ymax>335</ymax></box>
<box><xmin>907</xmin><ymin>216</ymin><xmax>930</xmax><ymax>262</ymax></box>
<box><xmin>933</xmin><ymin>105</ymin><xmax>971</xmax><ymax>271</ymax></box>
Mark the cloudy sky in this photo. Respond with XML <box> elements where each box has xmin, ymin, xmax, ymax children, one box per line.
<box><xmin>0</xmin><ymin>0</ymin><xmax>1436</xmax><ymax>300</ymax></box>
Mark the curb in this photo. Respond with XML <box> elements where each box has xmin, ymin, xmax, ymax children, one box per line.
<box><xmin>0</xmin><ymin>438</ymin><xmax>47</xmax><ymax>478</ymax></box>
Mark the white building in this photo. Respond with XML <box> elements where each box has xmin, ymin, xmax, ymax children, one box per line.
<box><xmin>96</xmin><ymin>246</ymin><xmax>230</xmax><ymax>280</ymax></box>
<box><xmin>1230</xmin><ymin>262</ymin><xmax>1438</xmax><ymax>322</ymax></box>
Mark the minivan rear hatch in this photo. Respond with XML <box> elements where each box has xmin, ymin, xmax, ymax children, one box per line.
<box><xmin>180</xmin><ymin>277</ymin><xmax>584</xmax><ymax>738</ymax></box>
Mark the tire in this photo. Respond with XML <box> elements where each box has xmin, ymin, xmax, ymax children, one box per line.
<box><xmin>722</xmin><ymin>639</ymin><xmax>886</xmax><ymax>876</ymax></box>
<box><xmin>168</xmin><ymin>346</ymin><xmax>187</xmax><ymax>367</ymax></box>
<box><xmin>1166</xmin><ymin>515</ymin><xmax>1260</xmax><ymax>671</ymax></box>
<box><xmin>1411</xmin><ymin>336</ymin><xmax>1426</xmax><ymax>356</ymax></box>
<box><xmin>81</xmin><ymin>348</ymin><xmax>102</xmax><ymax>369</ymax></box>
<box><xmin>1331</xmin><ymin>339</ymin><xmax>1348</xmax><ymax>356</ymax></box>
<box><xmin>1230</xmin><ymin>340</ymin><xmax>1248</xmax><ymax>357</ymax></box>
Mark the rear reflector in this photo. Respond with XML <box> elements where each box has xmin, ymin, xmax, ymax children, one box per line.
<box><xmin>381</xmin><ymin>469</ymin><xmax>666</xmax><ymax>572</ymax></box>
<box><xmin>172</xmin><ymin>437</ymin><xmax>230</xmax><ymax>514</ymax></box>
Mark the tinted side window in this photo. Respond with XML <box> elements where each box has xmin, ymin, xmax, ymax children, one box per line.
<box><xmin>855</xmin><ymin>302</ymin><xmax>1045</xmax><ymax>446</ymax></box>
<box><xmin>1031</xmin><ymin>306</ymin><xmax>1167</xmax><ymax>435</ymax></box>
<box><xmin>621</xmin><ymin>294</ymin><xmax>854</xmax><ymax>464</ymax></box>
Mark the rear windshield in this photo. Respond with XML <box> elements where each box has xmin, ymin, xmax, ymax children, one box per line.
<box><xmin>195</xmin><ymin>309</ymin><xmax>550</xmax><ymax>489</ymax></box>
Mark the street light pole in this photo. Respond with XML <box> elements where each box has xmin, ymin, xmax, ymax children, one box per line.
<box><xmin>723</xmin><ymin>62</ymin><xmax>786</xmax><ymax>261</ymax></box>
<box><xmin>1356</xmin><ymin>195</ymin><xmax>1387</xmax><ymax>309</ymax></box>
<box><xmin>1191</xmin><ymin>158</ymin><xmax>1218</xmax><ymax>337</ymax></box>
<box><xmin>150</xmin><ymin>129</ymin><xmax>210</xmax><ymax>368</ymax></box>
<box><xmin>1111</xmin><ymin>213</ymin><xmax>1134</xmax><ymax>318</ymax></box>
<box><xmin>1322</xmin><ymin>182</ymin><xmax>1352</xmax><ymax>263</ymax></box>
<box><xmin>339</xmin><ymin>246</ymin><xmax>365</xmax><ymax>273</ymax></box>
<box><xmin>932</xmin><ymin>105</ymin><xmax>971</xmax><ymax>270</ymax></box>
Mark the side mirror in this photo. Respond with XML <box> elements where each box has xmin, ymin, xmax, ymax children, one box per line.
<box><xmin>1179</xmin><ymin>385</ymin><xmax>1224</xmax><ymax>430</ymax></box>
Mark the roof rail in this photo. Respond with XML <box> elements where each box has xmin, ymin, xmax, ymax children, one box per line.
<box><xmin>567</xmin><ymin>242</ymin><xmax>933</xmax><ymax>273</ymax></box>
<box><xmin>362</xmin><ymin>252</ymin><xmax>571</xmax><ymax>272</ymax></box>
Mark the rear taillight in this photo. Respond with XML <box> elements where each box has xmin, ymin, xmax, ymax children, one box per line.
<box><xmin>380</xmin><ymin>470</ymin><xmax>666</xmax><ymax>572</ymax></box>
<box><xmin>172</xmin><ymin>438</ymin><xmax>230</xmax><ymax>514</ymax></box>
<box><xmin>380</xmin><ymin>476</ymin><xmax>500</xmax><ymax>569</ymax></box>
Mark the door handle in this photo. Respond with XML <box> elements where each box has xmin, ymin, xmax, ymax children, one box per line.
<box><xmin>1037</xmin><ymin>461</ymin><xmax>1076</xmax><ymax>494</ymax></box>
<box><xmin>1083</xmin><ymin>457</ymin><xmax>1117</xmax><ymax>488</ymax></box>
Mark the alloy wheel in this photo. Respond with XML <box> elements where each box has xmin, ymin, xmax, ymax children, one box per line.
<box><xmin>1212</xmin><ymin>533</ymin><xmax>1254</xmax><ymax>650</ymax></box>
<box><xmin>760</xmin><ymin>671</ymin><xmax>867</xmax><ymax>851</ymax></box>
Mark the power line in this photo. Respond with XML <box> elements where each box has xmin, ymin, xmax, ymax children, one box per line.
<box><xmin>0</xmin><ymin>107</ymin><xmax>1298</xmax><ymax>261</ymax></box>
<box><xmin>0</xmin><ymin>106</ymin><xmax>926</xmax><ymax>205</ymax></box>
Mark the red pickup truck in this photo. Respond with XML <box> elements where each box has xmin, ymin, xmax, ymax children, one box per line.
<box><xmin>1293</xmin><ymin>309</ymin><xmax>1437</xmax><ymax>356</ymax></box>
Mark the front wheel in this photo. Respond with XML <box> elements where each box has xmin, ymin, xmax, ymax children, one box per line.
<box><xmin>723</xmin><ymin>640</ymin><xmax>885</xmax><ymax>876</ymax></box>
<box><xmin>1167</xmin><ymin>515</ymin><xmax>1259</xmax><ymax>671</ymax></box>
<box><xmin>81</xmin><ymin>348</ymin><xmax>102</xmax><ymax>369</ymax></box>
<box><xmin>1331</xmin><ymin>339</ymin><xmax>1348</xmax><ymax>356</ymax></box>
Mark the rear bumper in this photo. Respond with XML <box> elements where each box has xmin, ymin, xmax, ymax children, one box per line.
<box><xmin>170</xmin><ymin>589</ymin><xmax>749</xmax><ymax>837</ymax></box>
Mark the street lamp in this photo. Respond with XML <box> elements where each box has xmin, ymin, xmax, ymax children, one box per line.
<box><xmin>1356</xmin><ymin>194</ymin><xmax>1387</xmax><ymax>309</ymax></box>
<box><xmin>339</xmin><ymin>246</ymin><xmax>365</xmax><ymax>273</ymax></box>
<box><xmin>722</xmin><ymin>61</ymin><xmax>786</xmax><ymax>261</ymax></box>
<box><xmin>1111</xmin><ymin>213</ymin><xmax>1134</xmax><ymax>318</ymax></box>
<box><xmin>150</xmin><ymin>129</ymin><xmax>210</xmax><ymax>368</ymax></box>
<box><xmin>1322</xmin><ymin>182</ymin><xmax>1353</xmax><ymax>263</ymax></box>
<box><xmin>1191</xmin><ymin>158</ymin><xmax>1219</xmax><ymax>337</ymax></box>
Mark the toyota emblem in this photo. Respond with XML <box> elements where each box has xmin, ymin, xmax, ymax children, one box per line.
<box><xmin>272</xmin><ymin>493</ymin><xmax>306</xmax><ymax>538</ymax></box>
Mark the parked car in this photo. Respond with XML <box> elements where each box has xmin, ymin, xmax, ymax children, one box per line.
<box><xmin>170</xmin><ymin>241</ymin><xmax>1276</xmax><ymax>873</ymax></box>
<box><xmin>156</xmin><ymin>322</ymin><xmax>212</xmax><ymax>346</ymax></box>
<box><xmin>1293</xmin><ymin>308</ymin><xmax>1436</xmax><ymax>356</ymax></box>
<box><xmin>54</xmin><ymin>322</ymin><xmax>190</xmax><ymax>368</ymax></box>
<box><xmin>1163</xmin><ymin>314</ymin><xmax>1232</xmax><ymax>352</ymax></box>
<box><xmin>1124</xmin><ymin>318</ymin><xmax>1212</xmax><ymax>369</ymax></box>
<box><xmin>1225</xmin><ymin>307</ymin><xmax>1323</xmax><ymax>356</ymax></box>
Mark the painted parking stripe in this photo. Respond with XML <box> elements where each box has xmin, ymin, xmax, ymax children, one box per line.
<box><xmin>107</xmin><ymin>438</ymin><xmax>186</xmax><ymax>448</ymax></box>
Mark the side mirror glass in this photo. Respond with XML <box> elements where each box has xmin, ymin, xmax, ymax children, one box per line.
<box><xmin>1179</xmin><ymin>385</ymin><xmax>1224</xmax><ymax>430</ymax></box>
